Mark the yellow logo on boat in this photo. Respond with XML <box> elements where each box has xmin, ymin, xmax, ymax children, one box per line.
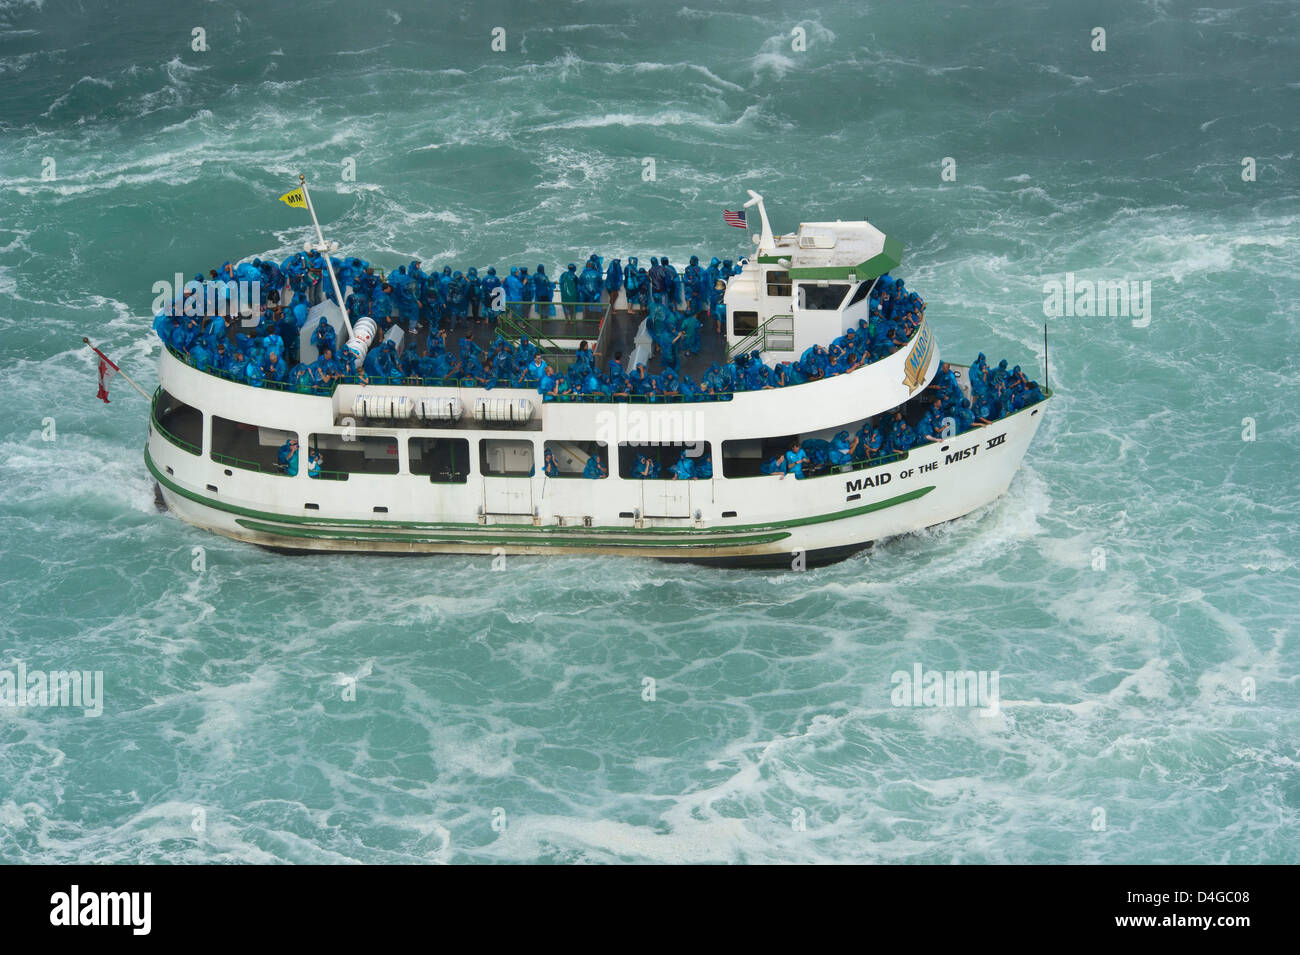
<box><xmin>279</xmin><ymin>188</ymin><xmax>307</xmax><ymax>209</ymax></box>
<box><xmin>902</xmin><ymin>320</ymin><xmax>933</xmax><ymax>392</ymax></box>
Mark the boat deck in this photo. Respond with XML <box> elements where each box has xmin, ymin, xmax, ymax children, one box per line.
<box><xmin>418</xmin><ymin>305</ymin><xmax>727</xmax><ymax>382</ymax></box>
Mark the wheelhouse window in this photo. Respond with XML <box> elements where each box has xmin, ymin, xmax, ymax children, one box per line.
<box><xmin>409</xmin><ymin>437</ymin><xmax>470</xmax><ymax>484</ymax></box>
<box><xmin>846</xmin><ymin>279</ymin><xmax>874</xmax><ymax>308</ymax></box>
<box><xmin>765</xmin><ymin>270</ymin><xmax>791</xmax><ymax>297</ymax></box>
<box><xmin>211</xmin><ymin>415</ymin><xmax>295</xmax><ymax>474</ymax></box>
<box><xmin>153</xmin><ymin>389</ymin><xmax>202</xmax><ymax>455</ymax></box>
<box><xmin>798</xmin><ymin>282</ymin><xmax>850</xmax><ymax>310</ymax></box>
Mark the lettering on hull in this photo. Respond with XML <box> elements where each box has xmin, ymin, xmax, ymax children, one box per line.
<box><xmin>845</xmin><ymin>432</ymin><xmax>1008</xmax><ymax>500</ymax></box>
<box><xmin>845</xmin><ymin>472</ymin><xmax>891</xmax><ymax>492</ymax></box>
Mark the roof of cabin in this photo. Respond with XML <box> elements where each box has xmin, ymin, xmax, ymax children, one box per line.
<box><xmin>757</xmin><ymin>220</ymin><xmax>903</xmax><ymax>281</ymax></box>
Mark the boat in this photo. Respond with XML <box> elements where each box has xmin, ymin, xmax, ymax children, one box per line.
<box><xmin>146</xmin><ymin>186</ymin><xmax>1050</xmax><ymax>568</ymax></box>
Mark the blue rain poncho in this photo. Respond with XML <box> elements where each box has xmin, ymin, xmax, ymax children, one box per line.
<box><xmin>783</xmin><ymin>447</ymin><xmax>808</xmax><ymax>479</ymax></box>
<box><xmin>559</xmin><ymin>265</ymin><xmax>578</xmax><ymax>306</ymax></box>
<box><xmin>503</xmin><ymin>268</ymin><xmax>524</xmax><ymax>306</ymax></box>
<box><xmin>578</xmin><ymin>263</ymin><xmax>602</xmax><ymax>304</ymax></box>
<box><xmin>829</xmin><ymin>431</ymin><xmax>853</xmax><ymax>465</ymax></box>
<box><xmin>682</xmin><ymin>313</ymin><xmax>701</xmax><ymax>354</ymax></box>
<box><xmin>447</xmin><ymin>271</ymin><xmax>470</xmax><ymax>321</ymax></box>
<box><xmin>671</xmin><ymin>455</ymin><xmax>694</xmax><ymax>480</ymax></box>
<box><xmin>311</xmin><ymin>317</ymin><xmax>336</xmax><ymax>354</ymax></box>
<box><xmin>706</xmin><ymin>258</ymin><xmax>722</xmax><ymax>306</ymax></box>
<box><xmin>802</xmin><ymin>438</ymin><xmax>831</xmax><ymax>467</ymax></box>
<box><xmin>533</xmin><ymin>267</ymin><xmax>555</xmax><ymax>316</ymax></box>
<box><xmin>369</xmin><ymin>289</ymin><xmax>392</xmax><ymax>322</ymax></box>
<box><xmin>886</xmin><ymin>417</ymin><xmax>916</xmax><ymax>452</ymax></box>
<box><xmin>662</xmin><ymin>258</ymin><xmax>681</xmax><ymax>304</ymax></box>
<box><xmin>582</xmin><ymin>455</ymin><xmax>605</xmax><ymax>479</ymax></box>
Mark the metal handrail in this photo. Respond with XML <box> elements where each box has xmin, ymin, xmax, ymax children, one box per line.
<box><xmin>727</xmin><ymin>312</ymin><xmax>794</xmax><ymax>360</ymax></box>
<box><xmin>163</xmin><ymin>317</ymin><xmax>933</xmax><ymax>405</ymax></box>
<box><xmin>210</xmin><ymin>450</ymin><xmax>285</xmax><ymax>476</ymax></box>
<box><xmin>150</xmin><ymin>387</ymin><xmax>202</xmax><ymax>455</ymax></box>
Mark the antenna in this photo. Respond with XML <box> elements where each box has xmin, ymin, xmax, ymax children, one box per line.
<box><xmin>1043</xmin><ymin>323</ymin><xmax>1049</xmax><ymax>394</ymax></box>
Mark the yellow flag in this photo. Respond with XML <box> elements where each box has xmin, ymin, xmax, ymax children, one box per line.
<box><xmin>279</xmin><ymin>188</ymin><xmax>307</xmax><ymax>209</ymax></box>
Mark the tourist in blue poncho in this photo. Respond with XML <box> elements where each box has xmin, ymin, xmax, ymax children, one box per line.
<box><xmin>623</xmin><ymin>257</ymin><xmax>642</xmax><ymax>312</ymax></box>
<box><xmin>604</xmin><ymin>259</ymin><xmax>622</xmax><ymax>306</ymax></box>
<box><xmin>578</xmin><ymin>259</ymin><xmax>602</xmax><ymax>314</ymax></box>
<box><xmin>559</xmin><ymin>264</ymin><xmax>578</xmax><ymax>319</ymax></box>
<box><xmin>533</xmin><ymin>266</ymin><xmax>555</xmax><ymax>318</ymax></box>
<box><xmin>782</xmin><ymin>441</ymin><xmax>808</xmax><ymax>480</ymax></box>
<box><xmin>829</xmin><ymin>431</ymin><xmax>853</xmax><ymax>465</ymax></box>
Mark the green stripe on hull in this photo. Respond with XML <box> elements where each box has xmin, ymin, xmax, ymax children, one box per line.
<box><xmin>233</xmin><ymin>519</ymin><xmax>791</xmax><ymax>549</ymax></box>
<box><xmin>146</xmin><ymin>447</ymin><xmax>935</xmax><ymax>539</ymax></box>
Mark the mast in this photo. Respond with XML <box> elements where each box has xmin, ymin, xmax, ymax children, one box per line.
<box><xmin>297</xmin><ymin>174</ymin><xmax>354</xmax><ymax>342</ymax></box>
<box><xmin>743</xmin><ymin>189</ymin><xmax>776</xmax><ymax>254</ymax></box>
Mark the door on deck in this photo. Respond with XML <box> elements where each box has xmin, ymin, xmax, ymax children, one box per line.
<box><xmin>644</xmin><ymin>478</ymin><xmax>692</xmax><ymax>518</ymax></box>
<box><xmin>481</xmin><ymin>439</ymin><xmax>535</xmax><ymax>516</ymax></box>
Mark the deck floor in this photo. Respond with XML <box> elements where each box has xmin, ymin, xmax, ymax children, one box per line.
<box><xmin>415</xmin><ymin>304</ymin><xmax>726</xmax><ymax>382</ymax></box>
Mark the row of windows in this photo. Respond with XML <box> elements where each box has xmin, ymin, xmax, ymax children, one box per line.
<box><xmin>154</xmin><ymin>391</ymin><xmax>895</xmax><ymax>484</ymax></box>
<box><xmin>732</xmin><ymin>276</ymin><xmax>877</xmax><ymax>338</ymax></box>
<box><xmin>761</xmin><ymin>271</ymin><xmax>868</xmax><ymax>311</ymax></box>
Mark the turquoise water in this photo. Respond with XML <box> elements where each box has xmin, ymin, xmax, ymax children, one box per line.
<box><xmin>1</xmin><ymin>0</ymin><xmax>1297</xmax><ymax>863</ymax></box>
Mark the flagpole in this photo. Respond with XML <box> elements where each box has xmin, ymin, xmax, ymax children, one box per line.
<box><xmin>296</xmin><ymin>174</ymin><xmax>355</xmax><ymax>342</ymax></box>
<box><xmin>83</xmin><ymin>338</ymin><xmax>150</xmax><ymax>400</ymax></box>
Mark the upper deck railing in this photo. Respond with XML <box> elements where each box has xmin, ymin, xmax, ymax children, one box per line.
<box><xmin>160</xmin><ymin>312</ymin><xmax>924</xmax><ymax>406</ymax></box>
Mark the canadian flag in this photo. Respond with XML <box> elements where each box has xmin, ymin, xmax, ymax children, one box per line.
<box><xmin>90</xmin><ymin>345</ymin><xmax>119</xmax><ymax>403</ymax></box>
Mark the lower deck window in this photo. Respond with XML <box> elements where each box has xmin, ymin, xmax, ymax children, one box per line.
<box><xmin>210</xmin><ymin>415</ymin><xmax>294</xmax><ymax>475</ymax></box>
<box><xmin>721</xmin><ymin>435</ymin><xmax>797</xmax><ymax>478</ymax></box>
<box><xmin>618</xmin><ymin>442</ymin><xmax>713</xmax><ymax>480</ymax></box>
<box><xmin>543</xmin><ymin>440</ymin><xmax>609</xmax><ymax>479</ymax></box>
<box><xmin>309</xmin><ymin>433</ymin><xmax>399</xmax><ymax>477</ymax></box>
<box><xmin>409</xmin><ymin>437</ymin><xmax>470</xmax><ymax>483</ymax></box>
<box><xmin>480</xmin><ymin>439</ymin><xmax>534</xmax><ymax>477</ymax></box>
<box><xmin>154</xmin><ymin>390</ymin><xmax>202</xmax><ymax>455</ymax></box>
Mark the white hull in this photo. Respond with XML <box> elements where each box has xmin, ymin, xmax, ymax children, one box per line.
<box><xmin>147</xmin><ymin>350</ymin><xmax>1048</xmax><ymax>567</ymax></box>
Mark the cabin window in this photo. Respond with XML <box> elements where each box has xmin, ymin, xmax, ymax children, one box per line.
<box><xmin>480</xmin><ymin>439</ymin><xmax>534</xmax><ymax>477</ymax></box>
<box><xmin>798</xmin><ymin>282</ymin><xmax>850</xmax><ymax>310</ymax></box>
<box><xmin>846</xmin><ymin>280</ymin><xmax>874</xmax><ymax>308</ymax></box>
<box><xmin>543</xmin><ymin>440</ymin><xmax>609</xmax><ymax>479</ymax></box>
<box><xmin>732</xmin><ymin>310</ymin><xmax>759</xmax><ymax>337</ymax></box>
<box><xmin>308</xmin><ymin>433</ymin><xmax>399</xmax><ymax>477</ymax></box>
<box><xmin>153</xmin><ymin>390</ymin><xmax>202</xmax><ymax>455</ymax></box>
<box><xmin>408</xmin><ymin>437</ymin><xmax>470</xmax><ymax>484</ymax></box>
<box><xmin>721</xmin><ymin>435</ymin><xmax>797</xmax><ymax>478</ymax></box>
<box><xmin>618</xmin><ymin>443</ymin><xmax>713</xmax><ymax>480</ymax></box>
<box><xmin>210</xmin><ymin>416</ymin><xmax>295</xmax><ymax>475</ymax></box>
<box><xmin>765</xmin><ymin>270</ymin><xmax>791</xmax><ymax>297</ymax></box>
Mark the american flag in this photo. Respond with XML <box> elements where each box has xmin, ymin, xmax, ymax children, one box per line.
<box><xmin>723</xmin><ymin>209</ymin><xmax>747</xmax><ymax>229</ymax></box>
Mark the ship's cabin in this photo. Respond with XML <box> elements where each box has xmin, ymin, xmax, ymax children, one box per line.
<box><xmin>722</xmin><ymin>218</ymin><xmax>903</xmax><ymax>365</ymax></box>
